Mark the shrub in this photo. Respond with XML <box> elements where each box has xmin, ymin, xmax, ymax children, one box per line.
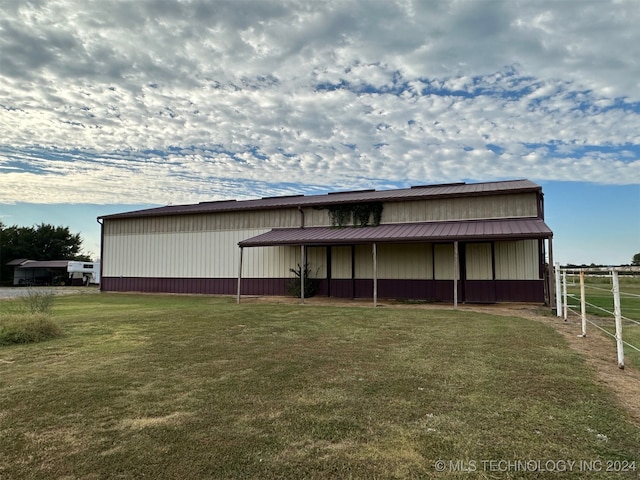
<box><xmin>0</xmin><ymin>313</ymin><xmax>62</xmax><ymax>346</ymax></box>
<box><xmin>286</xmin><ymin>263</ymin><xmax>319</xmax><ymax>298</ymax></box>
<box><xmin>21</xmin><ymin>288</ymin><xmax>55</xmax><ymax>314</ymax></box>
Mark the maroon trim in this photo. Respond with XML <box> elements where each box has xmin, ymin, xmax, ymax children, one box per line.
<box><xmin>102</xmin><ymin>277</ymin><xmax>545</xmax><ymax>303</ymax></box>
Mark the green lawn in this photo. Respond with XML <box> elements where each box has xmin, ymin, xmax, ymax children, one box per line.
<box><xmin>1</xmin><ymin>293</ymin><xmax>639</xmax><ymax>479</ymax></box>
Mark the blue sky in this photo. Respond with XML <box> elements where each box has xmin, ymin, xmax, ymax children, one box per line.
<box><xmin>1</xmin><ymin>0</ymin><xmax>639</xmax><ymax>265</ymax></box>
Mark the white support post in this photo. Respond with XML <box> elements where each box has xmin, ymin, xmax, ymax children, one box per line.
<box><xmin>372</xmin><ymin>243</ymin><xmax>378</xmax><ymax>307</ymax></box>
<box><xmin>236</xmin><ymin>246</ymin><xmax>243</xmax><ymax>304</ymax></box>
<box><xmin>579</xmin><ymin>270</ymin><xmax>587</xmax><ymax>337</ymax></box>
<box><xmin>453</xmin><ymin>241</ymin><xmax>458</xmax><ymax>309</ymax></box>
<box><xmin>562</xmin><ymin>270</ymin><xmax>568</xmax><ymax>321</ymax></box>
<box><xmin>555</xmin><ymin>262</ymin><xmax>562</xmax><ymax>317</ymax></box>
<box><xmin>300</xmin><ymin>244</ymin><xmax>306</xmax><ymax>304</ymax></box>
<box><xmin>612</xmin><ymin>270</ymin><xmax>625</xmax><ymax>369</ymax></box>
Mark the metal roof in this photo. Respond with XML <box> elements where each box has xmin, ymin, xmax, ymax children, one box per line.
<box><xmin>239</xmin><ymin>218</ymin><xmax>552</xmax><ymax>247</ymax></box>
<box><xmin>15</xmin><ymin>260</ymin><xmax>70</xmax><ymax>269</ymax></box>
<box><xmin>6</xmin><ymin>258</ymin><xmax>31</xmax><ymax>266</ymax></box>
<box><xmin>99</xmin><ymin>179</ymin><xmax>541</xmax><ymax>220</ymax></box>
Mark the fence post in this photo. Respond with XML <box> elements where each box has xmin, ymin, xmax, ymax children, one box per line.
<box><xmin>555</xmin><ymin>262</ymin><xmax>562</xmax><ymax>317</ymax></box>
<box><xmin>562</xmin><ymin>270</ymin><xmax>568</xmax><ymax>321</ymax></box>
<box><xmin>612</xmin><ymin>270</ymin><xmax>624</xmax><ymax>369</ymax></box>
<box><xmin>579</xmin><ymin>270</ymin><xmax>587</xmax><ymax>337</ymax></box>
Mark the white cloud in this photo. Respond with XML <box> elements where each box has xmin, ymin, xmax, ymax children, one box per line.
<box><xmin>0</xmin><ymin>0</ymin><xmax>639</xmax><ymax>205</ymax></box>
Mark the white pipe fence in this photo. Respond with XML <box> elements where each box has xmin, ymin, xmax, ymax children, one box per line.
<box><xmin>556</xmin><ymin>266</ymin><xmax>640</xmax><ymax>370</ymax></box>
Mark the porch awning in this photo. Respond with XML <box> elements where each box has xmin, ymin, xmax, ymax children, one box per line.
<box><xmin>239</xmin><ymin>217</ymin><xmax>552</xmax><ymax>247</ymax></box>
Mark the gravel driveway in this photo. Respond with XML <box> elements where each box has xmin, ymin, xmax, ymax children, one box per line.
<box><xmin>0</xmin><ymin>287</ymin><xmax>100</xmax><ymax>300</ymax></box>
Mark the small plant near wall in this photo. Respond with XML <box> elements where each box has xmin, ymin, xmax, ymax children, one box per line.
<box><xmin>286</xmin><ymin>263</ymin><xmax>319</xmax><ymax>298</ymax></box>
<box><xmin>327</xmin><ymin>202</ymin><xmax>383</xmax><ymax>228</ymax></box>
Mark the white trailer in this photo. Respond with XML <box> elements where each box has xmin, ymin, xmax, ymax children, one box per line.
<box><xmin>67</xmin><ymin>261</ymin><xmax>101</xmax><ymax>286</ymax></box>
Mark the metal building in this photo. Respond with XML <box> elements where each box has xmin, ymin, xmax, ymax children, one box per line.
<box><xmin>98</xmin><ymin>179</ymin><xmax>554</xmax><ymax>304</ymax></box>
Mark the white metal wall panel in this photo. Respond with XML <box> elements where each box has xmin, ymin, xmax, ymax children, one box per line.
<box><xmin>434</xmin><ymin>244</ymin><xmax>454</xmax><ymax>279</ymax></box>
<box><xmin>465</xmin><ymin>243</ymin><xmax>493</xmax><ymax>280</ymax></box>
<box><xmin>495</xmin><ymin>240</ymin><xmax>540</xmax><ymax>280</ymax></box>
<box><xmin>377</xmin><ymin>243</ymin><xmax>433</xmax><ymax>279</ymax></box>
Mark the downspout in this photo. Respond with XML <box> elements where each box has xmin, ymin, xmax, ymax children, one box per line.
<box><xmin>298</xmin><ymin>206</ymin><xmax>305</xmax><ymax>229</ymax></box>
<box><xmin>97</xmin><ymin>218</ymin><xmax>104</xmax><ymax>292</ymax></box>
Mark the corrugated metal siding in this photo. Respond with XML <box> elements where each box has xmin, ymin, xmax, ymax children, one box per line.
<box><xmin>434</xmin><ymin>244</ymin><xmax>454</xmax><ymax>279</ymax></box>
<box><xmin>383</xmin><ymin>193</ymin><xmax>537</xmax><ymax>224</ymax></box>
<box><xmin>355</xmin><ymin>245</ymin><xmax>373</xmax><ymax>279</ymax></box>
<box><xmin>103</xmin><ymin>209</ymin><xmax>302</xmax><ymax>235</ymax></box>
<box><xmin>495</xmin><ymin>240</ymin><xmax>540</xmax><ymax>280</ymax></box>
<box><xmin>377</xmin><ymin>243</ymin><xmax>433</xmax><ymax>279</ymax></box>
<box><xmin>102</xmin><ymin>229</ymin><xmax>320</xmax><ymax>278</ymax></box>
<box><xmin>331</xmin><ymin>246</ymin><xmax>352</xmax><ymax>279</ymax></box>
<box><xmin>465</xmin><ymin>243</ymin><xmax>492</xmax><ymax>280</ymax></box>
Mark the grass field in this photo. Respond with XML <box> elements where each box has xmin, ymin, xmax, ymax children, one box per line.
<box><xmin>1</xmin><ymin>293</ymin><xmax>639</xmax><ymax>479</ymax></box>
<box><xmin>565</xmin><ymin>275</ymin><xmax>640</xmax><ymax>369</ymax></box>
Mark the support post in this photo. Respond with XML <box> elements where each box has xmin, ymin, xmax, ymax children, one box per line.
<box><xmin>300</xmin><ymin>244</ymin><xmax>305</xmax><ymax>304</ymax></box>
<box><xmin>372</xmin><ymin>243</ymin><xmax>378</xmax><ymax>307</ymax></box>
<box><xmin>555</xmin><ymin>262</ymin><xmax>562</xmax><ymax>317</ymax></box>
<box><xmin>562</xmin><ymin>270</ymin><xmax>568</xmax><ymax>321</ymax></box>
<box><xmin>453</xmin><ymin>241</ymin><xmax>458</xmax><ymax>309</ymax></box>
<box><xmin>612</xmin><ymin>270</ymin><xmax>624</xmax><ymax>369</ymax></box>
<box><xmin>579</xmin><ymin>270</ymin><xmax>587</xmax><ymax>337</ymax></box>
<box><xmin>236</xmin><ymin>246</ymin><xmax>243</xmax><ymax>304</ymax></box>
<box><xmin>548</xmin><ymin>238</ymin><xmax>555</xmax><ymax>309</ymax></box>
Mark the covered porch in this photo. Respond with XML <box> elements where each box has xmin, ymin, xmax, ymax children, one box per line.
<box><xmin>236</xmin><ymin>218</ymin><xmax>554</xmax><ymax>306</ymax></box>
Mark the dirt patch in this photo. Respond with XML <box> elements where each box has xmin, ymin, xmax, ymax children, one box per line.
<box><xmin>240</xmin><ymin>296</ymin><xmax>640</xmax><ymax>426</ymax></box>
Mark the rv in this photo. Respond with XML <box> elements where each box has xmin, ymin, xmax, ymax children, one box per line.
<box><xmin>66</xmin><ymin>261</ymin><xmax>101</xmax><ymax>286</ymax></box>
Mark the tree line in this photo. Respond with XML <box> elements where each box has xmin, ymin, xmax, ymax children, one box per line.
<box><xmin>0</xmin><ymin>222</ymin><xmax>90</xmax><ymax>285</ymax></box>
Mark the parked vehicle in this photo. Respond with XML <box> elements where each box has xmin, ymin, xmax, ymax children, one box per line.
<box><xmin>67</xmin><ymin>261</ymin><xmax>101</xmax><ymax>286</ymax></box>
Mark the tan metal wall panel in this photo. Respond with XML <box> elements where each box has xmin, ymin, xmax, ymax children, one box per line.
<box><xmin>103</xmin><ymin>227</ymin><xmax>327</xmax><ymax>279</ymax></box>
<box><xmin>103</xmin><ymin>229</ymin><xmax>267</xmax><ymax>277</ymax></box>
<box><xmin>495</xmin><ymin>240</ymin><xmax>540</xmax><ymax>280</ymax></box>
<box><xmin>307</xmin><ymin>247</ymin><xmax>328</xmax><ymax>278</ymax></box>
<box><xmin>465</xmin><ymin>243</ymin><xmax>493</xmax><ymax>280</ymax></box>
<box><xmin>354</xmin><ymin>245</ymin><xmax>373</xmax><ymax>279</ymax></box>
<box><xmin>383</xmin><ymin>193</ymin><xmax>537</xmax><ymax>223</ymax></box>
<box><xmin>103</xmin><ymin>209</ymin><xmax>303</xmax><ymax>235</ymax></box>
<box><xmin>331</xmin><ymin>246</ymin><xmax>352</xmax><ymax>279</ymax></box>
<box><xmin>377</xmin><ymin>243</ymin><xmax>433</xmax><ymax>279</ymax></box>
<box><xmin>434</xmin><ymin>244</ymin><xmax>454</xmax><ymax>279</ymax></box>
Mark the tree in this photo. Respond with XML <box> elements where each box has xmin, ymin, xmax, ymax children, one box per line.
<box><xmin>633</xmin><ymin>253</ymin><xmax>640</xmax><ymax>266</ymax></box>
<box><xmin>0</xmin><ymin>222</ymin><xmax>91</xmax><ymax>285</ymax></box>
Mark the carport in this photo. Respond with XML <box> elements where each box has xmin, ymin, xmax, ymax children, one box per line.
<box><xmin>236</xmin><ymin>217</ymin><xmax>554</xmax><ymax>306</ymax></box>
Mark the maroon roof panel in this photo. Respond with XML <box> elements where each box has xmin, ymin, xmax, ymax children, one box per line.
<box><xmin>99</xmin><ymin>179</ymin><xmax>541</xmax><ymax>220</ymax></box>
<box><xmin>239</xmin><ymin>218</ymin><xmax>552</xmax><ymax>247</ymax></box>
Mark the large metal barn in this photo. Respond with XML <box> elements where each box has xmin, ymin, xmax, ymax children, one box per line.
<box><xmin>98</xmin><ymin>179</ymin><xmax>554</xmax><ymax>305</ymax></box>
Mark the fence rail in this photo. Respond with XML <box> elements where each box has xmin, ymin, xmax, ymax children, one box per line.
<box><xmin>555</xmin><ymin>264</ymin><xmax>640</xmax><ymax>369</ymax></box>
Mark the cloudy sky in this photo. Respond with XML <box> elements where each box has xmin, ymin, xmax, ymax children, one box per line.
<box><xmin>1</xmin><ymin>0</ymin><xmax>639</xmax><ymax>264</ymax></box>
